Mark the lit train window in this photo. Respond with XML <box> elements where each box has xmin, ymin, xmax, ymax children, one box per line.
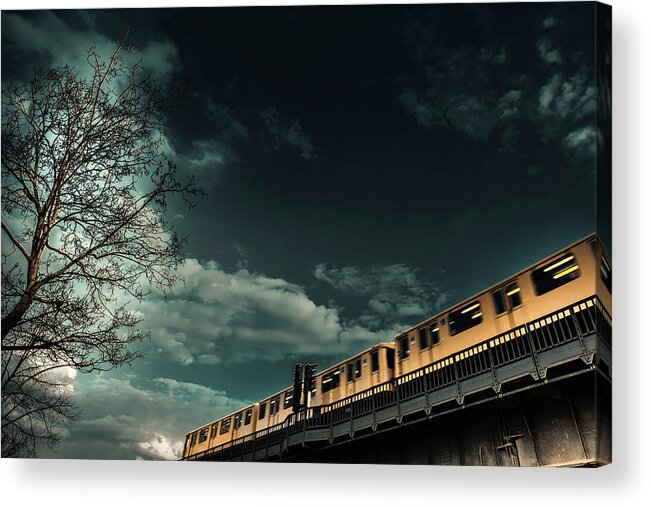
<box><xmin>371</xmin><ymin>350</ymin><xmax>380</xmax><ymax>372</ymax></box>
<box><xmin>219</xmin><ymin>417</ymin><xmax>231</xmax><ymax>435</ymax></box>
<box><xmin>532</xmin><ymin>254</ymin><xmax>580</xmax><ymax>296</ymax></box>
<box><xmin>234</xmin><ymin>413</ymin><xmax>242</xmax><ymax>429</ymax></box>
<box><xmin>429</xmin><ymin>323</ymin><xmax>440</xmax><ymax>346</ymax></box>
<box><xmin>321</xmin><ymin>369</ymin><xmax>341</xmax><ymax>393</ymax></box>
<box><xmin>283</xmin><ymin>390</ymin><xmax>294</xmax><ymax>409</ymax></box>
<box><xmin>492</xmin><ymin>290</ymin><xmax>507</xmax><ymax>315</ymax></box>
<box><xmin>258</xmin><ymin>402</ymin><xmax>267</xmax><ymax>420</ymax></box>
<box><xmin>448</xmin><ymin>301</ymin><xmax>483</xmax><ymax>336</ymax></box>
<box><xmin>600</xmin><ymin>255</ymin><xmax>612</xmax><ymax>293</ymax></box>
<box><xmin>244</xmin><ymin>409</ymin><xmax>252</xmax><ymax>426</ymax></box>
<box><xmin>198</xmin><ymin>427</ymin><xmax>208</xmax><ymax>443</ymax></box>
<box><xmin>505</xmin><ymin>282</ymin><xmax>522</xmax><ymax>308</ymax></box>
<box><xmin>354</xmin><ymin>358</ymin><xmax>362</xmax><ymax>379</ymax></box>
<box><xmin>418</xmin><ymin>328</ymin><xmax>428</xmax><ymax>350</ymax></box>
<box><xmin>398</xmin><ymin>336</ymin><xmax>410</xmax><ymax>360</ymax></box>
<box><xmin>210</xmin><ymin>424</ymin><xmax>218</xmax><ymax>438</ymax></box>
<box><xmin>270</xmin><ymin>396</ymin><xmax>280</xmax><ymax>415</ymax></box>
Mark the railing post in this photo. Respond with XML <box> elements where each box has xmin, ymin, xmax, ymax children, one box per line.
<box><xmin>570</xmin><ymin>304</ymin><xmax>592</xmax><ymax>364</ymax></box>
<box><xmin>525</xmin><ymin>325</ymin><xmax>544</xmax><ymax>380</ymax></box>
<box><xmin>487</xmin><ymin>345</ymin><xmax>500</xmax><ymax>393</ymax></box>
<box><xmin>453</xmin><ymin>359</ymin><xmax>464</xmax><ymax>405</ymax></box>
<box><xmin>394</xmin><ymin>378</ymin><xmax>403</xmax><ymax>423</ymax></box>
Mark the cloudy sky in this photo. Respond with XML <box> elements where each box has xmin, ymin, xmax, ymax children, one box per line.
<box><xmin>1</xmin><ymin>3</ymin><xmax>607</xmax><ymax>460</ymax></box>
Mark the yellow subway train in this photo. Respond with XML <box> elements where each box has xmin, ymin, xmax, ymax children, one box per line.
<box><xmin>182</xmin><ymin>233</ymin><xmax>611</xmax><ymax>460</ymax></box>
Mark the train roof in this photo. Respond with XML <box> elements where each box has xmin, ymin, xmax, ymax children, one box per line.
<box><xmin>395</xmin><ymin>233</ymin><xmax>599</xmax><ymax>338</ymax></box>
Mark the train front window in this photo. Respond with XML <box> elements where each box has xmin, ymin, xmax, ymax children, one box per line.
<box><xmin>371</xmin><ymin>349</ymin><xmax>380</xmax><ymax>372</ymax></box>
<box><xmin>258</xmin><ymin>402</ymin><xmax>267</xmax><ymax>420</ymax></box>
<box><xmin>600</xmin><ymin>255</ymin><xmax>612</xmax><ymax>293</ymax></box>
<box><xmin>429</xmin><ymin>324</ymin><xmax>440</xmax><ymax>346</ymax></box>
<box><xmin>448</xmin><ymin>301</ymin><xmax>483</xmax><ymax>336</ymax></box>
<box><xmin>219</xmin><ymin>417</ymin><xmax>231</xmax><ymax>434</ymax></box>
<box><xmin>532</xmin><ymin>254</ymin><xmax>580</xmax><ymax>296</ymax></box>
<box><xmin>399</xmin><ymin>336</ymin><xmax>410</xmax><ymax>360</ymax></box>
<box><xmin>506</xmin><ymin>282</ymin><xmax>522</xmax><ymax>308</ymax></box>
<box><xmin>418</xmin><ymin>328</ymin><xmax>428</xmax><ymax>349</ymax></box>
<box><xmin>386</xmin><ymin>348</ymin><xmax>395</xmax><ymax>369</ymax></box>
<box><xmin>190</xmin><ymin>432</ymin><xmax>197</xmax><ymax>446</ymax></box>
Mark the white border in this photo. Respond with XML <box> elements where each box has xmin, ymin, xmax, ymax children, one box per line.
<box><xmin>2</xmin><ymin>1</ymin><xmax>650</xmax><ymax>506</ymax></box>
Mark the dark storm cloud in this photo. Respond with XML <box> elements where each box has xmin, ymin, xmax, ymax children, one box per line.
<box><xmin>2</xmin><ymin>11</ymin><xmax>180</xmax><ymax>83</ymax></box>
<box><xmin>395</xmin><ymin>5</ymin><xmax>596</xmax><ymax>177</ymax></box>
<box><xmin>314</xmin><ymin>263</ymin><xmax>450</xmax><ymax>331</ymax></box>
<box><xmin>259</xmin><ymin>107</ymin><xmax>316</xmax><ymax>159</ymax></box>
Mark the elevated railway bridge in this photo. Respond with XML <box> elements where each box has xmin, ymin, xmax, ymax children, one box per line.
<box><xmin>183</xmin><ymin>297</ymin><xmax>611</xmax><ymax>466</ymax></box>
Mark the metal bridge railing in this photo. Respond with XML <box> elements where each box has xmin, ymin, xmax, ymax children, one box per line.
<box><xmin>185</xmin><ymin>296</ymin><xmax>610</xmax><ymax>461</ymax></box>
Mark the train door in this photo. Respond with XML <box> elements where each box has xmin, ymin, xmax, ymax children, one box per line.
<box><xmin>491</xmin><ymin>279</ymin><xmax>528</xmax><ymax>334</ymax></box>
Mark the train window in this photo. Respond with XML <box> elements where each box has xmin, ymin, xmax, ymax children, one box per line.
<box><xmin>198</xmin><ymin>427</ymin><xmax>208</xmax><ymax>443</ymax></box>
<box><xmin>258</xmin><ymin>402</ymin><xmax>267</xmax><ymax>420</ymax></box>
<box><xmin>600</xmin><ymin>255</ymin><xmax>612</xmax><ymax>293</ymax></box>
<box><xmin>399</xmin><ymin>336</ymin><xmax>410</xmax><ymax>360</ymax></box>
<box><xmin>506</xmin><ymin>282</ymin><xmax>522</xmax><ymax>308</ymax></box>
<box><xmin>371</xmin><ymin>349</ymin><xmax>380</xmax><ymax>372</ymax></box>
<box><xmin>270</xmin><ymin>396</ymin><xmax>280</xmax><ymax>415</ymax></box>
<box><xmin>321</xmin><ymin>369</ymin><xmax>341</xmax><ymax>393</ymax></box>
<box><xmin>244</xmin><ymin>409</ymin><xmax>252</xmax><ymax>426</ymax></box>
<box><xmin>448</xmin><ymin>301</ymin><xmax>483</xmax><ymax>336</ymax></box>
<box><xmin>219</xmin><ymin>417</ymin><xmax>231</xmax><ymax>435</ymax></box>
<box><xmin>283</xmin><ymin>390</ymin><xmax>294</xmax><ymax>409</ymax></box>
<box><xmin>386</xmin><ymin>348</ymin><xmax>395</xmax><ymax>369</ymax></box>
<box><xmin>532</xmin><ymin>254</ymin><xmax>580</xmax><ymax>296</ymax></box>
<box><xmin>210</xmin><ymin>424</ymin><xmax>218</xmax><ymax>438</ymax></box>
<box><xmin>355</xmin><ymin>358</ymin><xmax>362</xmax><ymax>379</ymax></box>
<box><xmin>429</xmin><ymin>324</ymin><xmax>440</xmax><ymax>346</ymax></box>
<box><xmin>346</xmin><ymin>362</ymin><xmax>354</xmax><ymax>383</ymax></box>
<box><xmin>190</xmin><ymin>432</ymin><xmax>197</xmax><ymax>446</ymax></box>
<box><xmin>492</xmin><ymin>290</ymin><xmax>507</xmax><ymax>315</ymax></box>
<box><xmin>418</xmin><ymin>328</ymin><xmax>428</xmax><ymax>350</ymax></box>
<box><xmin>234</xmin><ymin>413</ymin><xmax>242</xmax><ymax>429</ymax></box>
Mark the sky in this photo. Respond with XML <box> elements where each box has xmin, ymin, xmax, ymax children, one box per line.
<box><xmin>1</xmin><ymin>3</ymin><xmax>608</xmax><ymax>460</ymax></box>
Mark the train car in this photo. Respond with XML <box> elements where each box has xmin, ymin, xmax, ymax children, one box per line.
<box><xmin>255</xmin><ymin>386</ymin><xmax>296</xmax><ymax>432</ymax></box>
<box><xmin>182</xmin><ymin>402</ymin><xmax>260</xmax><ymax>459</ymax></box>
<box><xmin>311</xmin><ymin>343</ymin><xmax>395</xmax><ymax>407</ymax></box>
<box><xmin>394</xmin><ymin>234</ymin><xmax>610</xmax><ymax>377</ymax></box>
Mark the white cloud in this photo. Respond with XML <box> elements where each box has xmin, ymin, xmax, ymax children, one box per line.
<box><xmin>3</xmin><ymin>11</ymin><xmax>181</xmax><ymax>84</ymax></box>
<box><xmin>43</xmin><ymin>373</ymin><xmax>250</xmax><ymax>460</ymax></box>
<box><xmin>538</xmin><ymin>73</ymin><xmax>595</xmax><ymax>118</ymax></box>
<box><xmin>537</xmin><ymin>38</ymin><xmax>563</xmax><ymax>65</ymax></box>
<box><xmin>563</xmin><ymin>126</ymin><xmax>596</xmax><ymax>155</ymax></box>
<box><xmin>314</xmin><ymin>263</ymin><xmax>450</xmax><ymax>331</ymax></box>
<box><xmin>542</xmin><ymin>16</ymin><xmax>560</xmax><ymax>29</ymax></box>
<box><xmin>139</xmin><ymin>259</ymin><xmax>378</xmax><ymax>365</ymax></box>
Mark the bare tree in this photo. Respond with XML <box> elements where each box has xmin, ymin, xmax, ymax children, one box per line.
<box><xmin>1</xmin><ymin>33</ymin><xmax>199</xmax><ymax>457</ymax></box>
